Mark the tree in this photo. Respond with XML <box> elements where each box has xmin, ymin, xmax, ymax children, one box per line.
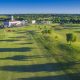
<box><xmin>41</xmin><ymin>29</ymin><xmax>52</xmax><ymax>35</ymax></box>
<box><xmin>66</xmin><ymin>33</ymin><xmax>77</xmax><ymax>45</ymax></box>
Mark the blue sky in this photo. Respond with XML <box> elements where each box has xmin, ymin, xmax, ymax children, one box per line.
<box><xmin>0</xmin><ymin>0</ymin><xmax>80</xmax><ymax>14</ymax></box>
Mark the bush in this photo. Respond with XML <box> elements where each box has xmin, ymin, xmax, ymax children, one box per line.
<box><xmin>47</xmin><ymin>30</ymin><xmax>52</xmax><ymax>34</ymax></box>
<box><xmin>41</xmin><ymin>29</ymin><xmax>52</xmax><ymax>34</ymax></box>
<box><xmin>66</xmin><ymin>33</ymin><xmax>77</xmax><ymax>45</ymax></box>
<box><xmin>55</xmin><ymin>36</ymin><xmax>58</xmax><ymax>40</ymax></box>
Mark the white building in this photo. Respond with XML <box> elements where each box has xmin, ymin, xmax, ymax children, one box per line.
<box><xmin>41</xmin><ymin>21</ymin><xmax>52</xmax><ymax>24</ymax></box>
<box><xmin>3</xmin><ymin>16</ymin><xmax>27</xmax><ymax>27</ymax></box>
<box><xmin>32</xmin><ymin>20</ymin><xmax>36</xmax><ymax>24</ymax></box>
<box><xmin>4</xmin><ymin>21</ymin><xmax>22</xmax><ymax>27</ymax></box>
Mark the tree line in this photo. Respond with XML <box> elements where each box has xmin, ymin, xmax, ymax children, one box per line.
<box><xmin>0</xmin><ymin>14</ymin><xmax>80</xmax><ymax>24</ymax></box>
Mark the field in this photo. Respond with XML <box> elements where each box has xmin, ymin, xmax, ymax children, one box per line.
<box><xmin>0</xmin><ymin>25</ymin><xmax>80</xmax><ymax>80</ymax></box>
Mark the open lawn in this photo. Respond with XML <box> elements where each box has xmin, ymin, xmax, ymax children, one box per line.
<box><xmin>0</xmin><ymin>25</ymin><xmax>80</xmax><ymax>80</ymax></box>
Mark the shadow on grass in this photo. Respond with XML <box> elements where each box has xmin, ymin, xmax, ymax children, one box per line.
<box><xmin>0</xmin><ymin>47</ymin><xmax>32</xmax><ymax>52</ymax></box>
<box><xmin>74</xmin><ymin>31</ymin><xmax>80</xmax><ymax>33</ymax></box>
<box><xmin>58</xmin><ymin>43</ymin><xmax>77</xmax><ymax>58</ymax></box>
<box><xmin>18</xmin><ymin>42</ymin><xmax>33</xmax><ymax>45</ymax></box>
<box><xmin>0</xmin><ymin>55</ymin><xmax>51</xmax><ymax>61</ymax></box>
<box><xmin>58</xmin><ymin>43</ymin><xmax>74</xmax><ymax>53</ymax></box>
<box><xmin>0</xmin><ymin>55</ymin><xmax>29</xmax><ymax>61</ymax></box>
<box><xmin>9</xmin><ymin>36</ymin><xmax>26</xmax><ymax>39</ymax></box>
<box><xmin>0</xmin><ymin>62</ymin><xmax>79</xmax><ymax>72</ymax></box>
<box><xmin>17</xmin><ymin>72</ymin><xmax>80</xmax><ymax>80</ymax></box>
<box><xmin>16</xmin><ymin>31</ymin><xmax>26</xmax><ymax>34</ymax></box>
<box><xmin>0</xmin><ymin>39</ymin><xmax>19</xmax><ymax>42</ymax></box>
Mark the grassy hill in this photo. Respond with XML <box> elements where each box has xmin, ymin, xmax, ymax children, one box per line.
<box><xmin>0</xmin><ymin>25</ymin><xmax>79</xmax><ymax>80</ymax></box>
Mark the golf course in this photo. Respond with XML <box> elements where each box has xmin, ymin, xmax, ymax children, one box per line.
<box><xmin>0</xmin><ymin>25</ymin><xmax>80</xmax><ymax>80</ymax></box>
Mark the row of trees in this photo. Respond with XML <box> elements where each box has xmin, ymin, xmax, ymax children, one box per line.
<box><xmin>38</xmin><ymin>25</ymin><xmax>77</xmax><ymax>44</ymax></box>
<box><xmin>0</xmin><ymin>14</ymin><xmax>80</xmax><ymax>24</ymax></box>
<box><xmin>17</xmin><ymin>14</ymin><xmax>80</xmax><ymax>24</ymax></box>
<box><xmin>41</xmin><ymin>28</ymin><xmax>77</xmax><ymax>45</ymax></box>
<box><xmin>22</xmin><ymin>14</ymin><xmax>80</xmax><ymax>24</ymax></box>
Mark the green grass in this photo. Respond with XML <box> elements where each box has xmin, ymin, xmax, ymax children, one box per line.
<box><xmin>0</xmin><ymin>25</ymin><xmax>79</xmax><ymax>80</ymax></box>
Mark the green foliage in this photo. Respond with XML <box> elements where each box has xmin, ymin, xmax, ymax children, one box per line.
<box><xmin>47</xmin><ymin>30</ymin><xmax>52</xmax><ymax>34</ymax></box>
<box><xmin>72</xmin><ymin>34</ymin><xmax>77</xmax><ymax>42</ymax></box>
<box><xmin>41</xmin><ymin>29</ymin><xmax>52</xmax><ymax>34</ymax></box>
<box><xmin>66</xmin><ymin>33</ymin><xmax>73</xmax><ymax>42</ymax></box>
<box><xmin>66</xmin><ymin>33</ymin><xmax>77</xmax><ymax>45</ymax></box>
<box><xmin>0</xmin><ymin>25</ymin><xmax>79</xmax><ymax>80</ymax></box>
<box><xmin>54</xmin><ymin>26</ymin><xmax>63</xmax><ymax>30</ymax></box>
<box><xmin>55</xmin><ymin>36</ymin><xmax>58</xmax><ymax>40</ymax></box>
<box><xmin>0</xmin><ymin>16</ymin><xmax>8</xmax><ymax>18</ymax></box>
<box><xmin>64</xmin><ymin>24</ymin><xmax>80</xmax><ymax>27</ymax></box>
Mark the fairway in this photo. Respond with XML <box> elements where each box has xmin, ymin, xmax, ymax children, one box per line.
<box><xmin>0</xmin><ymin>26</ymin><xmax>80</xmax><ymax>80</ymax></box>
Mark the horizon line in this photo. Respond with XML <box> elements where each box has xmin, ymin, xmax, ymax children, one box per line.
<box><xmin>0</xmin><ymin>13</ymin><xmax>80</xmax><ymax>15</ymax></box>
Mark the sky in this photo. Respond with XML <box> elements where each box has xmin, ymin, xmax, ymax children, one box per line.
<box><xmin>0</xmin><ymin>0</ymin><xmax>80</xmax><ymax>14</ymax></box>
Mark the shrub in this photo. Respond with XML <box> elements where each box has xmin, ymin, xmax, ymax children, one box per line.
<box><xmin>55</xmin><ymin>36</ymin><xmax>58</xmax><ymax>40</ymax></box>
<box><xmin>66</xmin><ymin>33</ymin><xmax>77</xmax><ymax>45</ymax></box>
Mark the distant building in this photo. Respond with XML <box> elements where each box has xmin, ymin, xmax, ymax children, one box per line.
<box><xmin>32</xmin><ymin>20</ymin><xmax>36</xmax><ymax>24</ymax></box>
<box><xmin>36</xmin><ymin>20</ymin><xmax>52</xmax><ymax>24</ymax></box>
<box><xmin>11</xmin><ymin>15</ymin><xmax>14</xmax><ymax>21</ymax></box>
<box><xmin>41</xmin><ymin>21</ymin><xmax>52</xmax><ymax>24</ymax></box>
<box><xmin>3</xmin><ymin>16</ymin><xmax>27</xmax><ymax>27</ymax></box>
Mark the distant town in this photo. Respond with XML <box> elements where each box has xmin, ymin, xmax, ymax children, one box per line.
<box><xmin>0</xmin><ymin>14</ymin><xmax>80</xmax><ymax>28</ymax></box>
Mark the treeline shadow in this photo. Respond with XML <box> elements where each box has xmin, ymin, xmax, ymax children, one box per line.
<box><xmin>0</xmin><ymin>47</ymin><xmax>32</xmax><ymax>52</ymax></box>
<box><xmin>0</xmin><ymin>55</ymin><xmax>28</xmax><ymax>61</ymax></box>
<box><xmin>17</xmin><ymin>42</ymin><xmax>33</xmax><ymax>45</ymax></box>
<box><xmin>16</xmin><ymin>31</ymin><xmax>27</xmax><ymax>34</ymax></box>
<box><xmin>17</xmin><ymin>72</ymin><xmax>80</xmax><ymax>80</ymax></box>
<box><xmin>0</xmin><ymin>39</ymin><xmax>19</xmax><ymax>42</ymax></box>
<box><xmin>58</xmin><ymin>43</ymin><xmax>74</xmax><ymax>53</ymax></box>
<box><xmin>58</xmin><ymin>43</ymin><xmax>80</xmax><ymax>55</ymax></box>
<box><xmin>0</xmin><ymin>55</ymin><xmax>50</xmax><ymax>61</ymax></box>
<box><xmin>0</xmin><ymin>62</ymin><xmax>79</xmax><ymax>72</ymax></box>
<box><xmin>9</xmin><ymin>36</ymin><xmax>26</xmax><ymax>39</ymax></box>
<box><xmin>58</xmin><ymin>43</ymin><xmax>79</xmax><ymax>61</ymax></box>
